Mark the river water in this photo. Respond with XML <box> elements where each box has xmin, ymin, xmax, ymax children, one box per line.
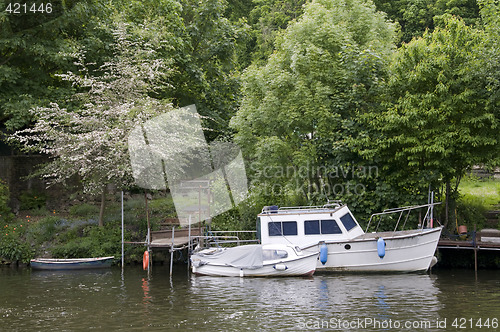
<box><xmin>1</xmin><ymin>265</ymin><xmax>499</xmax><ymax>331</ymax></box>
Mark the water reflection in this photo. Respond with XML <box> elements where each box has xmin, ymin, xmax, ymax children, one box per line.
<box><xmin>375</xmin><ymin>285</ymin><xmax>390</xmax><ymax>320</ymax></box>
<box><xmin>318</xmin><ymin>279</ymin><xmax>329</xmax><ymax>312</ymax></box>
<box><xmin>188</xmin><ymin>272</ymin><xmax>442</xmax><ymax>330</ymax></box>
<box><xmin>1</xmin><ymin>266</ymin><xmax>500</xmax><ymax>331</ymax></box>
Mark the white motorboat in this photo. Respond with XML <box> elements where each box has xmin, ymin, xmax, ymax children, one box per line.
<box><xmin>190</xmin><ymin>244</ymin><xmax>318</xmax><ymax>277</ymax></box>
<box><xmin>257</xmin><ymin>202</ymin><xmax>442</xmax><ymax>272</ymax></box>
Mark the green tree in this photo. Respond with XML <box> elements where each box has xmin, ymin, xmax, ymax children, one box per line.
<box><xmin>118</xmin><ymin>0</ymin><xmax>247</xmax><ymax>140</ymax></box>
<box><xmin>357</xmin><ymin>16</ymin><xmax>499</xmax><ymax>224</ymax></box>
<box><xmin>231</xmin><ymin>0</ymin><xmax>396</xmax><ymax>211</ymax></box>
<box><xmin>0</xmin><ymin>0</ymin><xmax>114</xmax><ymax>131</ymax></box>
<box><xmin>478</xmin><ymin>0</ymin><xmax>500</xmax><ymax>169</ymax></box>
<box><xmin>248</xmin><ymin>0</ymin><xmax>307</xmax><ymax>64</ymax></box>
<box><xmin>373</xmin><ymin>0</ymin><xmax>480</xmax><ymax>44</ymax></box>
<box><xmin>9</xmin><ymin>22</ymin><xmax>174</xmax><ymax>226</ymax></box>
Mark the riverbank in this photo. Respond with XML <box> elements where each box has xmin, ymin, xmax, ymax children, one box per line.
<box><xmin>0</xmin><ymin>192</ymin><xmax>179</xmax><ymax>266</ymax></box>
<box><xmin>1</xmin><ymin>176</ymin><xmax>499</xmax><ymax>268</ymax></box>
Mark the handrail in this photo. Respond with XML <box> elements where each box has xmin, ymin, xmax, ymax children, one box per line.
<box><xmin>261</xmin><ymin>204</ymin><xmax>344</xmax><ymax>214</ymax></box>
<box><xmin>365</xmin><ymin>202</ymin><xmax>442</xmax><ymax>233</ymax></box>
<box><xmin>278</xmin><ymin>205</ymin><xmax>325</xmax><ymax>210</ymax></box>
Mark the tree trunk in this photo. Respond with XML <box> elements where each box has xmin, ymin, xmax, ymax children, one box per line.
<box><xmin>99</xmin><ymin>186</ymin><xmax>106</xmax><ymax>227</ymax></box>
<box><xmin>444</xmin><ymin>181</ymin><xmax>450</xmax><ymax>227</ymax></box>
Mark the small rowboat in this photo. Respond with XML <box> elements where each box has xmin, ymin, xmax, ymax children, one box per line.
<box><xmin>30</xmin><ymin>256</ymin><xmax>114</xmax><ymax>270</ymax></box>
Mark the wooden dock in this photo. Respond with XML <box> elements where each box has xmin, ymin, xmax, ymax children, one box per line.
<box><xmin>438</xmin><ymin>228</ymin><xmax>500</xmax><ymax>250</ymax></box>
<box><xmin>437</xmin><ymin>228</ymin><xmax>500</xmax><ymax>271</ymax></box>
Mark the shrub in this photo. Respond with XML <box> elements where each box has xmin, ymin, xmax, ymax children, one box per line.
<box><xmin>51</xmin><ymin>224</ymin><xmax>123</xmax><ymax>258</ymax></box>
<box><xmin>69</xmin><ymin>203</ymin><xmax>100</xmax><ymax>218</ymax></box>
<box><xmin>0</xmin><ymin>226</ymin><xmax>33</xmax><ymax>263</ymax></box>
<box><xmin>148</xmin><ymin>197</ymin><xmax>176</xmax><ymax>217</ymax></box>
<box><xmin>19</xmin><ymin>190</ymin><xmax>47</xmax><ymax>210</ymax></box>
<box><xmin>455</xmin><ymin>196</ymin><xmax>487</xmax><ymax>231</ymax></box>
<box><xmin>26</xmin><ymin>216</ymin><xmax>65</xmax><ymax>244</ymax></box>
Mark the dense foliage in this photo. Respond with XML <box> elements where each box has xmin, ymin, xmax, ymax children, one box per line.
<box><xmin>0</xmin><ymin>0</ymin><xmax>498</xmax><ymax>244</ymax></box>
<box><xmin>231</xmin><ymin>0</ymin><xmax>398</xmax><ymax>218</ymax></box>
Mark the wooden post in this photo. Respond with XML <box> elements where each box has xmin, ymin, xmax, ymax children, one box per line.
<box><xmin>170</xmin><ymin>227</ymin><xmax>175</xmax><ymax>276</ymax></box>
<box><xmin>145</xmin><ymin>192</ymin><xmax>151</xmax><ymax>271</ymax></box>
<box><xmin>188</xmin><ymin>215</ymin><xmax>191</xmax><ymax>273</ymax></box>
<box><xmin>474</xmin><ymin>224</ymin><xmax>478</xmax><ymax>274</ymax></box>
<box><xmin>121</xmin><ymin>191</ymin><xmax>124</xmax><ymax>272</ymax></box>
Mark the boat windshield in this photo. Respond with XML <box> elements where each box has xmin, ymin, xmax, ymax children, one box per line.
<box><xmin>340</xmin><ymin>213</ymin><xmax>358</xmax><ymax>231</ymax></box>
<box><xmin>263</xmin><ymin>249</ymin><xmax>288</xmax><ymax>261</ymax></box>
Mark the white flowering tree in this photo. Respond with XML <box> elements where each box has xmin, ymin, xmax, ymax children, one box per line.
<box><xmin>10</xmin><ymin>22</ymin><xmax>174</xmax><ymax>226</ymax></box>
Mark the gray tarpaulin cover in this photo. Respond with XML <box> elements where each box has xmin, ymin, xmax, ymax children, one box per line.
<box><xmin>195</xmin><ymin>245</ymin><xmax>264</xmax><ymax>269</ymax></box>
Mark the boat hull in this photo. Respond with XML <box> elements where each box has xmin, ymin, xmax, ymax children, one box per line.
<box><xmin>192</xmin><ymin>252</ymin><xmax>318</xmax><ymax>277</ymax></box>
<box><xmin>304</xmin><ymin>227</ymin><xmax>442</xmax><ymax>272</ymax></box>
<box><xmin>30</xmin><ymin>257</ymin><xmax>114</xmax><ymax>270</ymax></box>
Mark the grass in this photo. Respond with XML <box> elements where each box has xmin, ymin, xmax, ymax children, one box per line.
<box><xmin>458</xmin><ymin>175</ymin><xmax>500</xmax><ymax>210</ymax></box>
<box><xmin>455</xmin><ymin>175</ymin><xmax>500</xmax><ymax>230</ymax></box>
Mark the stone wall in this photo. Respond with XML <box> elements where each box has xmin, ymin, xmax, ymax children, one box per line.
<box><xmin>0</xmin><ymin>155</ymin><xmax>76</xmax><ymax>212</ymax></box>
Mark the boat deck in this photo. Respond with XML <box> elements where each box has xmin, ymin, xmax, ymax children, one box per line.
<box><xmin>353</xmin><ymin>228</ymin><xmax>436</xmax><ymax>240</ymax></box>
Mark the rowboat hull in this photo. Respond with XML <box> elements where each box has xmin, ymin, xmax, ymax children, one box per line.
<box><xmin>30</xmin><ymin>257</ymin><xmax>114</xmax><ymax>270</ymax></box>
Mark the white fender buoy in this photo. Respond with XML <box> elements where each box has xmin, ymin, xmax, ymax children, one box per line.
<box><xmin>430</xmin><ymin>256</ymin><xmax>438</xmax><ymax>268</ymax></box>
<box><xmin>377</xmin><ymin>238</ymin><xmax>385</xmax><ymax>259</ymax></box>
<box><xmin>320</xmin><ymin>243</ymin><xmax>328</xmax><ymax>265</ymax></box>
<box><xmin>273</xmin><ymin>264</ymin><xmax>287</xmax><ymax>271</ymax></box>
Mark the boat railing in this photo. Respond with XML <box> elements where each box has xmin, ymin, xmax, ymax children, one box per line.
<box><xmin>194</xmin><ymin>230</ymin><xmax>259</xmax><ymax>247</ymax></box>
<box><xmin>365</xmin><ymin>202</ymin><xmax>442</xmax><ymax>234</ymax></box>
<box><xmin>261</xmin><ymin>202</ymin><xmax>344</xmax><ymax>214</ymax></box>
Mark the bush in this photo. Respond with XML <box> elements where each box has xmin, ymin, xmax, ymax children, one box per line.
<box><xmin>19</xmin><ymin>190</ymin><xmax>46</xmax><ymax>210</ymax></box>
<box><xmin>148</xmin><ymin>196</ymin><xmax>176</xmax><ymax>217</ymax></box>
<box><xmin>69</xmin><ymin>203</ymin><xmax>100</xmax><ymax>218</ymax></box>
<box><xmin>0</xmin><ymin>223</ymin><xmax>33</xmax><ymax>263</ymax></box>
<box><xmin>51</xmin><ymin>224</ymin><xmax>123</xmax><ymax>258</ymax></box>
<box><xmin>455</xmin><ymin>196</ymin><xmax>488</xmax><ymax>231</ymax></box>
<box><xmin>26</xmin><ymin>216</ymin><xmax>65</xmax><ymax>244</ymax></box>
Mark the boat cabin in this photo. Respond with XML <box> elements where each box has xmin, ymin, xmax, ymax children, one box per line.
<box><xmin>257</xmin><ymin>203</ymin><xmax>365</xmax><ymax>248</ymax></box>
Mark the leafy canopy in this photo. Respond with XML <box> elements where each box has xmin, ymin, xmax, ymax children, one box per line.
<box><xmin>357</xmin><ymin>15</ymin><xmax>499</xmax><ymax>198</ymax></box>
<box><xmin>231</xmin><ymin>0</ymin><xmax>397</xmax><ymax>207</ymax></box>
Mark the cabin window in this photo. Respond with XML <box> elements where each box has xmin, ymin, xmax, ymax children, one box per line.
<box><xmin>321</xmin><ymin>219</ymin><xmax>342</xmax><ymax>234</ymax></box>
<box><xmin>263</xmin><ymin>249</ymin><xmax>288</xmax><ymax>260</ymax></box>
<box><xmin>305</xmin><ymin>219</ymin><xmax>342</xmax><ymax>235</ymax></box>
<box><xmin>268</xmin><ymin>222</ymin><xmax>282</xmax><ymax>236</ymax></box>
<box><xmin>304</xmin><ymin>220</ymin><xmax>320</xmax><ymax>235</ymax></box>
<box><xmin>340</xmin><ymin>213</ymin><xmax>357</xmax><ymax>231</ymax></box>
<box><xmin>282</xmin><ymin>221</ymin><xmax>297</xmax><ymax>235</ymax></box>
<box><xmin>268</xmin><ymin>221</ymin><xmax>298</xmax><ymax>236</ymax></box>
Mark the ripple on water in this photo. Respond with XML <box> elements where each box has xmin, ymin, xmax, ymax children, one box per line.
<box><xmin>1</xmin><ymin>266</ymin><xmax>500</xmax><ymax>331</ymax></box>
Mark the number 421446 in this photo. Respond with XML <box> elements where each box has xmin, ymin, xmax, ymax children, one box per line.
<box><xmin>5</xmin><ymin>3</ymin><xmax>53</xmax><ymax>14</ymax></box>
<box><xmin>452</xmin><ymin>318</ymin><xmax>498</xmax><ymax>329</ymax></box>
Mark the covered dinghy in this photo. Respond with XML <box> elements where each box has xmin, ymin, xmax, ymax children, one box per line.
<box><xmin>192</xmin><ymin>244</ymin><xmax>263</xmax><ymax>269</ymax></box>
<box><xmin>190</xmin><ymin>243</ymin><xmax>318</xmax><ymax>277</ymax></box>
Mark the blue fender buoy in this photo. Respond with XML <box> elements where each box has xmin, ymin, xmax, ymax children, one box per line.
<box><xmin>377</xmin><ymin>238</ymin><xmax>385</xmax><ymax>259</ymax></box>
<box><xmin>320</xmin><ymin>243</ymin><xmax>328</xmax><ymax>265</ymax></box>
